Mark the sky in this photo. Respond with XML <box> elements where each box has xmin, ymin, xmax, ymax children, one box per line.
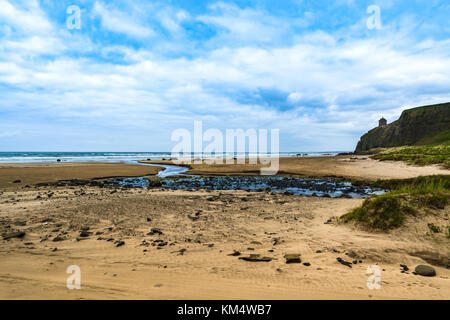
<box><xmin>0</xmin><ymin>0</ymin><xmax>449</xmax><ymax>152</ymax></box>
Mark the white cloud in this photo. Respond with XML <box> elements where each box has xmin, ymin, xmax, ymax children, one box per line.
<box><xmin>0</xmin><ymin>0</ymin><xmax>52</xmax><ymax>34</ymax></box>
<box><xmin>198</xmin><ymin>2</ymin><xmax>291</xmax><ymax>43</ymax></box>
<box><xmin>288</xmin><ymin>92</ymin><xmax>303</xmax><ymax>104</ymax></box>
<box><xmin>92</xmin><ymin>1</ymin><xmax>155</xmax><ymax>38</ymax></box>
<box><xmin>157</xmin><ymin>9</ymin><xmax>190</xmax><ymax>34</ymax></box>
<box><xmin>1</xmin><ymin>1</ymin><xmax>450</xmax><ymax>151</ymax></box>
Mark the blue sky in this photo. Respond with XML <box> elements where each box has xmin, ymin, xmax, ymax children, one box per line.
<box><xmin>0</xmin><ymin>0</ymin><xmax>449</xmax><ymax>152</ymax></box>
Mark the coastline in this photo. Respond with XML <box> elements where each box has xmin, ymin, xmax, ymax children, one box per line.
<box><xmin>140</xmin><ymin>155</ymin><xmax>450</xmax><ymax>181</ymax></box>
<box><xmin>0</xmin><ymin>155</ymin><xmax>449</xmax><ymax>299</ymax></box>
<box><xmin>1</xmin><ymin>155</ymin><xmax>449</xmax><ymax>191</ymax></box>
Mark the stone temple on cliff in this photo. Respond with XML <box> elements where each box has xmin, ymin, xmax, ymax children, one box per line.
<box><xmin>378</xmin><ymin>117</ymin><xmax>387</xmax><ymax>127</ymax></box>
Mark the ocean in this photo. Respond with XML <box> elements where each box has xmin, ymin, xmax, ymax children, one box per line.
<box><xmin>0</xmin><ymin>152</ymin><xmax>346</xmax><ymax>163</ymax></box>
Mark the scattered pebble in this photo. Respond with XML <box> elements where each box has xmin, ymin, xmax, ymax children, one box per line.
<box><xmin>284</xmin><ymin>253</ymin><xmax>301</xmax><ymax>264</ymax></box>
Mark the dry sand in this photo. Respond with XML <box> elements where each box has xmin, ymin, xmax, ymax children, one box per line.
<box><xmin>0</xmin><ymin>157</ymin><xmax>449</xmax><ymax>300</ymax></box>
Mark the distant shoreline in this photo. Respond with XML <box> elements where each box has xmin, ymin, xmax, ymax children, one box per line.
<box><xmin>0</xmin><ymin>151</ymin><xmax>346</xmax><ymax>164</ymax></box>
<box><xmin>1</xmin><ymin>155</ymin><xmax>448</xmax><ymax>191</ymax></box>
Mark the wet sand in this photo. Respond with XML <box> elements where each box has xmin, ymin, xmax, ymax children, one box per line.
<box><xmin>0</xmin><ymin>162</ymin><xmax>162</xmax><ymax>190</ymax></box>
<box><xmin>0</xmin><ymin>157</ymin><xmax>449</xmax><ymax>299</ymax></box>
<box><xmin>141</xmin><ymin>156</ymin><xmax>450</xmax><ymax>181</ymax></box>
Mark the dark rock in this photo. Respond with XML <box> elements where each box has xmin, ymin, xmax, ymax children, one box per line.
<box><xmin>188</xmin><ymin>215</ymin><xmax>199</xmax><ymax>221</ymax></box>
<box><xmin>52</xmin><ymin>235</ymin><xmax>65</xmax><ymax>242</ymax></box>
<box><xmin>147</xmin><ymin>228</ymin><xmax>163</xmax><ymax>235</ymax></box>
<box><xmin>400</xmin><ymin>264</ymin><xmax>409</xmax><ymax>272</ymax></box>
<box><xmin>147</xmin><ymin>180</ymin><xmax>162</xmax><ymax>188</ymax></box>
<box><xmin>228</xmin><ymin>250</ymin><xmax>241</xmax><ymax>256</ymax></box>
<box><xmin>2</xmin><ymin>231</ymin><xmax>25</xmax><ymax>240</ymax></box>
<box><xmin>284</xmin><ymin>253</ymin><xmax>301</xmax><ymax>264</ymax></box>
<box><xmin>337</xmin><ymin>257</ymin><xmax>352</xmax><ymax>268</ymax></box>
<box><xmin>79</xmin><ymin>231</ymin><xmax>92</xmax><ymax>237</ymax></box>
<box><xmin>13</xmin><ymin>180</ymin><xmax>21</xmax><ymax>183</ymax></box>
<box><xmin>414</xmin><ymin>265</ymin><xmax>436</xmax><ymax>277</ymax></box>
<box><xmin>115</xmin><ymin>240</ymin><xmax>125</xmax><ymax>247</ymax></box>
<box><xmin>303</xmin><ymin>262</ymin><xmax>311</xmax><ymax>266</ymax></box>
<box><xmin>239</xmin><ymin>254</ymin><xmax>272</xmax><ymax>262</ymax></box>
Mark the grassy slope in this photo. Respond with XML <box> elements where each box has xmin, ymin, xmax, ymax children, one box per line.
<box><xmin>370</xmin><ymin>143</ymin><xmax>450</xmax><ymax>169</ymax></box>
<box><xmin>340</xmin><ymin>175</ymin><xmax>450</xmax><ymax>232</ymax></box>
<box><xmin>361</xmin><ymin>111</ymin><xmax>449</xmax><ymax>169</ymax></box>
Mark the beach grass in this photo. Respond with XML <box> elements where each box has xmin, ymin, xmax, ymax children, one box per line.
<box><xmin>341</xmin><ymin>175</ymin><xmax>450</xmax><ymax>230</ymax></box>
<box><xmin>370</xmin><ymin>144</ymin><xmax>450</xmax><ymax>169</ymax></box>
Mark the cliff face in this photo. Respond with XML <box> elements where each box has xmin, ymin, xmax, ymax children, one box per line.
<box><xmin>355</xmin><ymin>102</ymin><xmax>450</xmax><ymax>153</ymax></box>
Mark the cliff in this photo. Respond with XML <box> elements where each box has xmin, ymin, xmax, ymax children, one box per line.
<box><xmin>355</xmin><ymin>102</ymin><xmax>450</xmax><ymax>153</ymax></box>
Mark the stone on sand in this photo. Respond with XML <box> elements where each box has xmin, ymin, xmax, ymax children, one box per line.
<box><xmin>2</xmin><ymin>231</ymin><xmax>25</xmax><ymax>240</ymax></box>
<box><xmin>284</xmin><ymin>253</ymin><xmax>301</xmax><ymax>264</ymax></box>
<box><xmin>239</xmin><ymin>254</ymin><xmax>272</xmax><ymax>262</ymax></box>
<box><xmin>414</xmin><ymin>265</ymin><xmax>436</xmax><ymax>277</ymax></box>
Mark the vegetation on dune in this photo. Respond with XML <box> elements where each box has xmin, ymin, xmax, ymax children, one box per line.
<box><xmin>370</xmin><ymin>144</ymin><xmax>450</xmax><ymax>169</ymax></box>
<box><xmin>369</xmin><ymin>175</ymin><xmax>450</xmax><ymax>193</ymax></box>
<box><xmin>341</xmin><ymin>175</ymin><xmax>450</xmax><ymax>231</ymax></box>
<box><xmin>340</xmin><ymin>194</ymin><xmax>412</xmax><ymax>230</ymax></box>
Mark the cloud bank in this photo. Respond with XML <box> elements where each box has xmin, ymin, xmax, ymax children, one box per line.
<box><xmin>0</xmin><ymin>0</ymin><xmax>449</xmax><ymax>151</ymax></box>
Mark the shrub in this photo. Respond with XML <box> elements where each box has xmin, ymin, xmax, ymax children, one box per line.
<box><xmin>341</xmin><ymin>194</ymin><xmax>414</xmax><ymax>230</ymax></box>
<box><xmin>341</xmin><ymin>175</ymin><xmax>449</xmax><ymax>231</ymax></box>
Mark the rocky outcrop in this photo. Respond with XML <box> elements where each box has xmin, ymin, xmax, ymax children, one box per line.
<box><xmin>355</xmin><ymin>102</ymin><xmax>450</xmax><ymax>153</ymax></box>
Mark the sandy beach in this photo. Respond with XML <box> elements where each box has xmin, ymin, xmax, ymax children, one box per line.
<box><xmin>0</xmin><ymin>156</ymin><xmax>449</xmax><ymax>299</ymax></box>
<box><xmin>142</xmin><ymin>156</ymin><xmax>449</xmax><ymax>181</ymax></box>
<box><xmin>0</xmin><ymin>162</ymin><xmax>162</xmax><ymax>191</ymax></box>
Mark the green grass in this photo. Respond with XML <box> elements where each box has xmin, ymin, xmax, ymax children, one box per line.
<box><xmin>371</xmin><ymin>144</ymin><xmax>450</xmax><ymax>169</ymax></box>
<box><xmin>340</xmin><ymin>175</ymin><xmax>450</xmax><ymax>231</ymax></box>
<box><xmin>370</xmin><ymin>175</ymin><xmax>450</xmax><ymax>194</ymax></box>
<box><xmin>340</xmin><ymin>194</ymin><xmax>412</xmax><ymax>230</ymax></box>
<box><xmin>415</xmin><ymin>131</ymin><xmax>450</xmax><ymax>146</ymax></box>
